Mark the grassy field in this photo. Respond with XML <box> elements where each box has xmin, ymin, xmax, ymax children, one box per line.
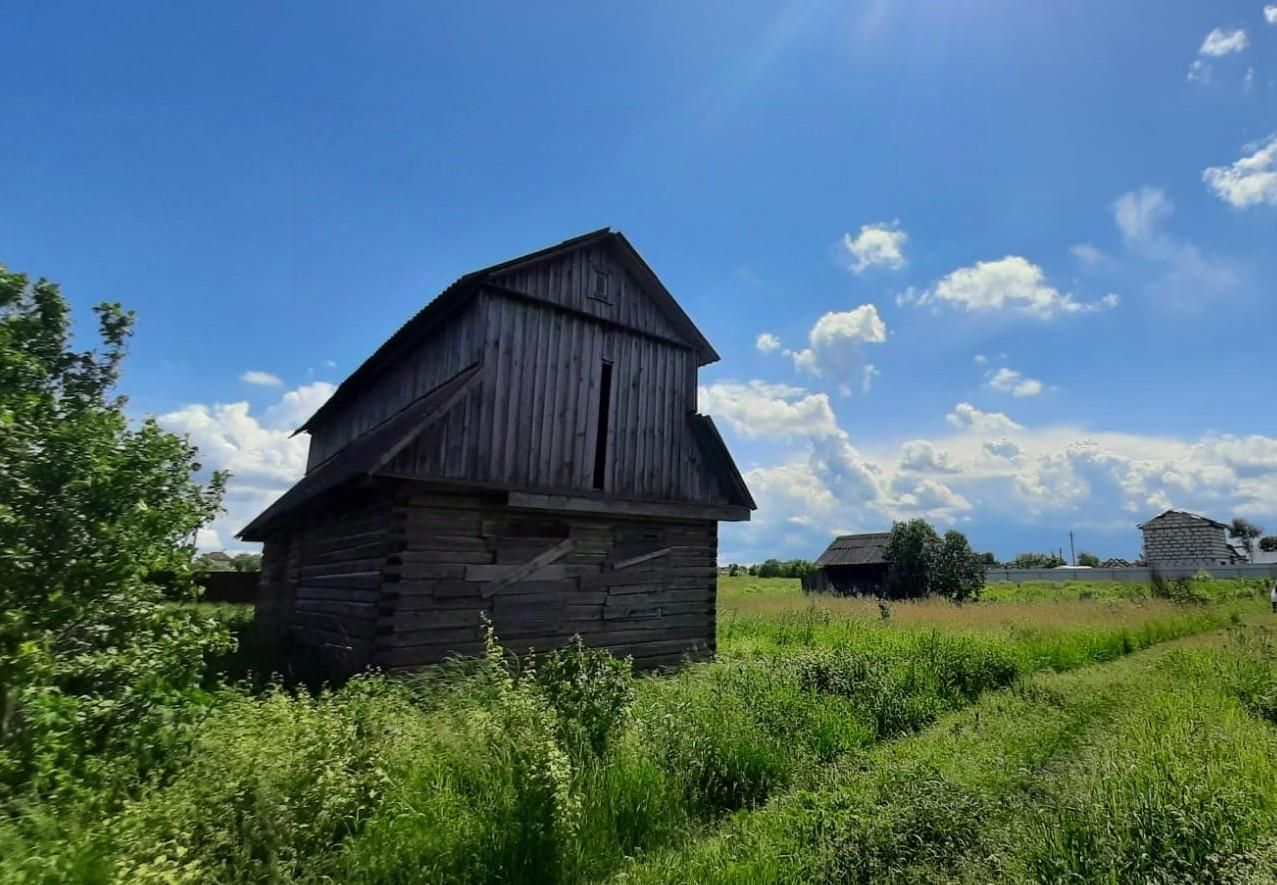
<box><xmin>1</xmin><ymin>577</ymin><xmax>1275</xmax><ymax>883</ymax></box>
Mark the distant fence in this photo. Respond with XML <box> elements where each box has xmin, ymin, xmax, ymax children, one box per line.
<box><xmin>195</xmin><ymin>570</ymin><xmax>260</xmax><ymax>603</ymax></box>
<box><xmin>986</xmin><ymin>564</ymin><xmax>1277</xmax><ymax>584</ymax></box>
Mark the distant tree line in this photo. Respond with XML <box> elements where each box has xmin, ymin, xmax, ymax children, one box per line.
<box><xmin>727</xmin><ymin>559</ymin><xmax>816</xmax><ymax>578</ymax></box>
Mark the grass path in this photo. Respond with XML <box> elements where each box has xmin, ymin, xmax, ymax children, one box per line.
<box><xmin>613</xmin><ymin>623</ymin><xmax>1277</xmax><ymax>884</ymax></box>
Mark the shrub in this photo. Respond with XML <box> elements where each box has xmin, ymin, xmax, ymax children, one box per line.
<box><xmin>0</xmin><ymin>267</ymin><xmax>230</xmax><ymax>797</ymax></box>
<box><xmin>933</xmin><ymin>530</ymin><xmax>986</xmax><ymax>602</ymax></box>
<box><xmin>533</xmin><ymin>636</ymin><xmax>635</xmax><ymax>759</ymax></box>
<box><xmin>883</xmin><ymin>519</ymin><xmax>940</xmax><ymax>599</ymax></box>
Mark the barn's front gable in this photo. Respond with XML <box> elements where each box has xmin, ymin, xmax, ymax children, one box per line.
<box><xmin>242</xmin><ymin>229</ymin><xmax>753</xmax><ymax>673</ymax></box>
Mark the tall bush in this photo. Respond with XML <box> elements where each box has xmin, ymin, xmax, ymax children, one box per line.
<box><xmin>883</xmin><ymin>519</ymin><xmax>941</xmax><ymax>599</ymax></box>
<box><xmin>933</xmin><ymin>530</ymin><xmax>986</xmax><ymax>602</ymax></box>
<box><xmin>0</xmin><ymin>265</ymin><xmax>230</xmax><ymax>792</ymax></box>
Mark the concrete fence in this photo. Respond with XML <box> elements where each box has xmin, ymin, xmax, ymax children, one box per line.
<box><xmin>986</xmin><ymin>564</ymin><xmax>1277</xmax><ymax>584</ymax></box>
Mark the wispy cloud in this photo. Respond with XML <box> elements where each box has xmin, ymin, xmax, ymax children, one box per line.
<box><xmin>1199</xmin><ymin>27</ymin><xmax>1248</xmax><ymax>56</ymax></box>
<box><xmin>240</xmin><ymin>370</ymin><xmax>283</xmax><ymax>387</ymax></box>
<box><xmin>1111</xmin><ymin>186</ymin><xmax>1241</xmax><ymax>307</ymax></box>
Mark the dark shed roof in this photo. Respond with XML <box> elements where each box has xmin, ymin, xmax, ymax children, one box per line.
<box><xmin>296</xmin><ymin>228</ymin><xmax>720</xmax><ymax>436</ymax></box>
<box><xmin>815</xmin><ymin>532</ymin><xmax>891</xmax><ymax>567</ymax></box>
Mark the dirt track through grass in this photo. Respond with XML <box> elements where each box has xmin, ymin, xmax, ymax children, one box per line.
<box><xmin>613</xmin><ymin>623</ymin><xmax>1277</xmax><ymax>884</ymax></box>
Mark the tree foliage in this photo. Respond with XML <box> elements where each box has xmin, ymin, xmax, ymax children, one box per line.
<box><xmin>1259</xmin><ymin>536</ymin><xmax>1277</xmax><ymax>553</ymax></box>
<box><xmin>1230</xmin><ymin>518</ymin><xmax>1263</xmax><ymax>557</ymax></box>
<box><xmin>883</xmin><ymin>520</ymin><xmax>985</xmax><ymax>601</ymax></box>
<box><xmin>883</xmin><ymin>519</ymin><xmax>940</xmax><ymax>599</ymax></box>
<box><xmin>1077</xmin><ymin>551</ymin><xmax>1101</xmax><ymax>567</ymax></box>
<box><xmin>1012</xmin><ymin>551</ymin><xmax>1067</xmax><ymax>569</ymax></box>
<box><xmin>754</xmin><ymin>558</ymin><xmax>816</xmax><ymax>579</ymax></box>
<box><xmin>933</xmin><ymin>530</ymin><xmax>986</xmax><ymax>602</ymax></box>
<box><xmin>0</xmin><ymin>265</ymin><xmax>230</xmax><ymax>789</ymax></box>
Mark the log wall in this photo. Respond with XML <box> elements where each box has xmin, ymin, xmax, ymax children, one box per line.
<box><xmin>374</xmin><ymin>490</ymin><xmax>719</xmax><ymax>671</ymax></box>
<box><xmin>256</xmin><ymin>491</ymin><xmax>394</xmax><ymax>673</ymax></box>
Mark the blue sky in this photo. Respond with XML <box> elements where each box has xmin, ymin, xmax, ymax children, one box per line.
<box><xmin>4</xmin><ymin>1</ymin><xmax>1276</xmax><ymax>561</ymax></box>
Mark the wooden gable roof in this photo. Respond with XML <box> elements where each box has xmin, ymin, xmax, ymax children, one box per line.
<box><xmin>815</xmin><ymin>532</ymin><xmax>891</xmax><ymax>567</ymax></box>
<box><xmin>296</xmin><ymin>229</ymin><xmax>719</xmax><ymax>437</ymax></box>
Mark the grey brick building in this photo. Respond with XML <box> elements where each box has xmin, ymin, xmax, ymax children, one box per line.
<box><xmin>1138</xmin><ymin>510</ymin><xmax>1247</xmax><ymax>567</ymax></box>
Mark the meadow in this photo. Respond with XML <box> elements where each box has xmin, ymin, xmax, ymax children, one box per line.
<box><xmin>2</xmin><ymin>575</ymin><xmax>1275</xmax><ymax>883</ymax></box>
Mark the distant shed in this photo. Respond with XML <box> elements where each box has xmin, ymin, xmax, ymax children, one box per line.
<box><xmin>802</xmin><ymin>532</ymin><xmax>890</xmax><ymax>595</ymax></box>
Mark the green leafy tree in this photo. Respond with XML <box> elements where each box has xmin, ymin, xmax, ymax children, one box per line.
<box><xmin>230</xmin><ymin>552</ymin><xmax>262</xmax><ymax>572</ymax></box>
<box><xmin>1077</xmin><ymin>551</ymin><xmax>1101</xmax><ymax>567</ymax></box>
<box><xmin>883</xmin><ymin>519</ymin><xmax>941</xmax><ymax>599</ymax></box>
<box><xmin>0</xmin><ymin>265</ymin><xmax>230</xmax><ymax>786</ymax></box>
<box><xmin>1012</xmin><ymin>551</ymin><xmax>1066</xmax><ymax>569</ymax></box>
<box><xmin>979</xmin><ymin>552</ymin><xmax>998</xmax><ymax>566</ymax></box>
<box><xmin>1260</xmin><ymin>536</ymin><xmax>1277</xmax><ymax>553</ymax></box>
<box><xmin>933</xmin><ymin>530</ymin><xmax>986</xmax><ymax>602</ymax></box>
<box><xmin>1229</xmin><ymin>518</ymin><xmax>1263</xmax><ymax>559</ymax></box>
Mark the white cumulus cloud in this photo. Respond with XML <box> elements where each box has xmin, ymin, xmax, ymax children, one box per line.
<box><xmin>899</xmin><ymin>439</ymin><xmax>959</xmax><ymax>474</ymax></box>
<box><xmin>1203</xmin><ymin>135</ymin><xmax>1277</xmax><ymax>208</ymax></box>
<box><xmin>842</xmin><ymin>221</ymin><xmax>907</xmax><ymax>273</ymax></box>
<box><xmin>699</xmin><ymin>380</ymin><xmax>841</xmax><ymax>438</ymax></box>
<box><xmin>789</xmin><ymin>304</ymin><xmax>888</xmax><ymax>395</ymax></box>
<box><xmin>946</xmin><ymin>402</ymin><xmax>1023</xmax><ymax>434</ymax></box>
<box><xmin>240</xmin><ymin>370</ymin><xmax>283</xmax><ymax>387</ymax></box>
<box><xmin>160</xmin><ymin>381</ymin><xmax>336</xmax><ymax>550</ymax></box>
<box><xmin>755</xmin><ymin>332</ymin><xmax>782</xmax><ymax>353</ymax></box>
<box><xmin>986</xmin><ymin>367</ymin><xmax>1045</xmax><ymax>398</ymax></box>
<box><xmin>918</xmin><ymin>256</ymin><xmax>1116</xmax><ymax>319</ymax></box>
<box><xmin>1266</xmin><ymin>5</ymin><xmax>1277</xmax><ymax>25</ymax></box>
<box><xmin>1200</xmin><ymin>27</ymin><xmax>1249</xmax><ymax>56</ymax></box>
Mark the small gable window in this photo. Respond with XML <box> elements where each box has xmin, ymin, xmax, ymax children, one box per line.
<box><xmin>590</xmin><ymin>267</ymin><xmax>611</xmax><ymax>303</ymax></box>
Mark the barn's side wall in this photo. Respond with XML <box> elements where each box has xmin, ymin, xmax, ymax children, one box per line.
<box><xmin>1141</xmin><ymin>513</ymin><xmax>1239</xmax><ymax>566</ymax></box>
<box><xmin>255</xmin><ymin>492</ymin><xmax>394</xmax><ymax>673</ymax></box>
<box><xmin>373</xmin><ymin>490</ymin><xmax>718</xmax><ymax>670</ymax></box>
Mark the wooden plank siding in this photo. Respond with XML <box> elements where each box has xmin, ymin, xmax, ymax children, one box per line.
<box><xmin>306</xmin><ymin>305</ymin><xmax>486</xmax><ymax>472</ymax></box>
<box><xmin>380</xmin><ymin>291</ymin><xmax>730</xmax><ymax>504</ymax></box>
<box><xmin>488</xmin><ymin>243</ymin><xmax>688</xmax><ymax>346</ymax></box>
<box><xmin>374</xmin><ymin>490</ymin><xmax>717</xmax><ymax>670</ymax></box>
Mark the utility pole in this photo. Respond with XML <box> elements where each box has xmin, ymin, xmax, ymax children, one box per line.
<box><xmin>1069</xmin><ymin>531</ymin><xmax>1076</xmax><ymax>566</ymax></box>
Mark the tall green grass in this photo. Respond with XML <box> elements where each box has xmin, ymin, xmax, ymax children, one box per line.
<box><xmin>615</xmin><ymin>625</ymin><xmax>1277</xmax><ymax>884</ymax></box>
<box><xmin>1</xmin><ymin>584</ymin><xmax>1263</xmax><ymax>883</ymax></box>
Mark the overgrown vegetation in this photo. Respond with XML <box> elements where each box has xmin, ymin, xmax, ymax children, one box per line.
<box><xmin>2</xmin><ymin>577</ymin><xmax>1263</xmax><ymax>883</ymax></box>
<box><xmin>0</xmin><ymin>266</ymin><xmax>230</xmax><ymax>805</ymax></box>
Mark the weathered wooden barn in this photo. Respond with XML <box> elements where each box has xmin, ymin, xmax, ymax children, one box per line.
<box><xmin>1138</xmin><ymin>510</ymin><xmax>1246</xmax><ymax>568</ymax></box>
<box><xmin>801</xmin><ymin>532</ymin><xmax>890</xmax><ymax>595</ymax></box>
<box><xmin>240</xmin><ymin>229</ymin><xmax>754</xmax><ymax>672</ymax></box>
